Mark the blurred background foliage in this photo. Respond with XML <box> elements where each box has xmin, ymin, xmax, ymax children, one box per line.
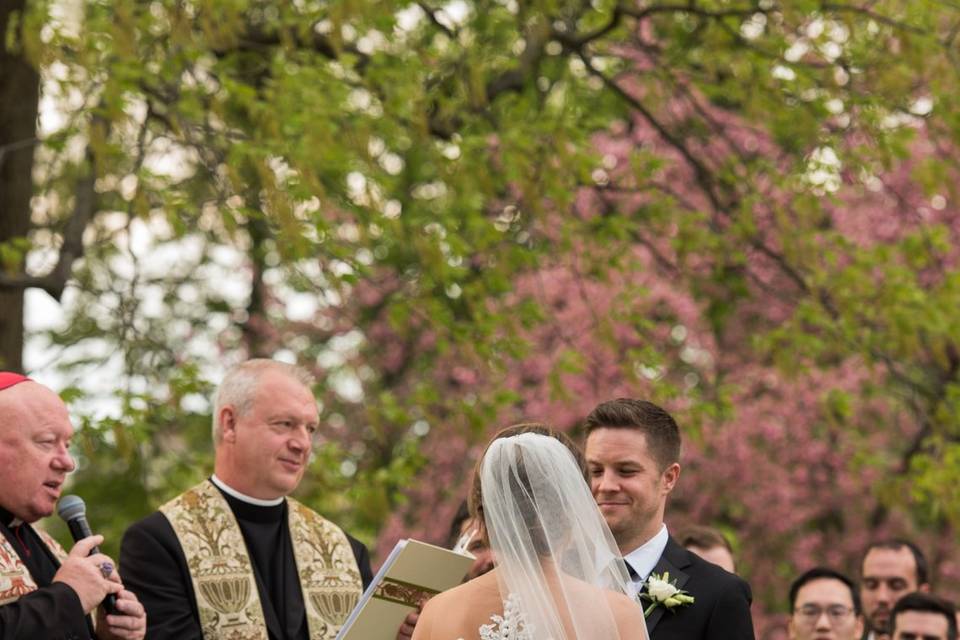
<box><xmin>2</xmin><ymin>0</ymin><xmax>960</xmax><ymax>632</ymax></box>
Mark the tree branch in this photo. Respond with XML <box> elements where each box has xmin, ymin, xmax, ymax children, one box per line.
<box><xmin>565</xmin><ymin>5</ymin><xmax>624</xmax><ymax>47</ymax></box>
<box><xmin>618</xmin><ymin>3</ymin><xmax>773</xmax><ymax>21</ymax></box>
<box><xmin>574</xmin><ymin>50</ymin><xmax>728</xmax><ymax>215</ymax></box>
<box><xmin>232</xmin><ymin>24</ymin><xmax>343</xmax><ymax>61</ymax></box>
<box><xmin>485</xmin><ymin>18</ymin><xmax>551</xmax><ymax>101</ymax></box>
<box><xmin>819</xmin><ymin>3</ymin><xmax>932</xmax><ymax>37</ymax></box>
<box><xmin>416</xmin><ymin>1</ymin><xmax>457</xmax><ymax>39</ymax></box>
<box><xmin>0</xmin><ymin>130</ymin><xmax>99</xmax><ymax>301</ymax></box>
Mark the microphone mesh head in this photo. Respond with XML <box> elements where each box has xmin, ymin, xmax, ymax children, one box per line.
<box><xmin>56</xmin><ymin>495</ymin><xmax>86</xmax><ymax>522</ymax></box>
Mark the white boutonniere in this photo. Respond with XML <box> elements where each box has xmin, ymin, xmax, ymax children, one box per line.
<box><xmin>641</xmin><ymin>572</ymin><xmax>695</xmax><ymax>618</ymax></box>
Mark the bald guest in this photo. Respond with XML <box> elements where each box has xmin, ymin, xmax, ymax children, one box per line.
<box><xmin>0</xmin><ymin>372</ymin><xmax>146</xmax><ymax>640</ymax></box>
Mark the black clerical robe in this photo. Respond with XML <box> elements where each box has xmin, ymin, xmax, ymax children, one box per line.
<box><xmin>119</xmin><ymin>486</ymin><xmax>373</xmax><ymax>640</ymax></box>
<box><xmin>0</xmin><ymin>507</ymin><xmax>93</xmax><ymax>640</ymax></box>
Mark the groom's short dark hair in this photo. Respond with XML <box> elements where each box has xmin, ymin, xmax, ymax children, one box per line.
<box><xmin>584</xmin><ymin>398</ymin><xmax>681</xmax><ymax>469</ymax></box>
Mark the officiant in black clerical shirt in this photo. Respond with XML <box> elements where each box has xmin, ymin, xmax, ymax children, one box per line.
<box><xmin>119</xmin><ymin>359</ymin><xmax>373</xmax><ymax>640</ymax></box>
<box><xmin>0</xmin><ymin>372</ymin><xmax>146</xmax><ymax>640</ymax></box>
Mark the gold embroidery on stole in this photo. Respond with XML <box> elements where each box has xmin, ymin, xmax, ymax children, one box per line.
<box><xmin>0</xmin><ymin>526</ymin><xmax>68</xmax><ymax>606</ymax></box>
<box><xmin>288</xmin><ymin>500</ymin><xmax>362</xmax><ymax>637</ymax></box>
<box><xmin>162</xmin><ymin>481</ymin><xmax>362</xmax><ymax>640</ymax></box>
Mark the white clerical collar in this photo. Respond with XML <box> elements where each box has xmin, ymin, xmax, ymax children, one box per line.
<box><xmin>0</xmin><ymin>505</ymin><xmax>23</xmax><ymax>528</ymax></box>
<box><xmin>623</xmin><ymin>523</ymin><xmax>669</xmax><ymax>585</ymax></box>
<box><xmin>210</xmin><ymin>475</ymin><xmax>284</xmax><ymax>507</ymax></box>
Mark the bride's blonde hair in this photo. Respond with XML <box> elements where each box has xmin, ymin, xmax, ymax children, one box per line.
<box><xmin>468</xmin><ymin>423</ymin><xmax>586</xmax><ymax>548</ymax></box>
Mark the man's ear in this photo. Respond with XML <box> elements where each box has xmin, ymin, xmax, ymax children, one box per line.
<box><xmin>471</xmin><ymin>519</ymin><xmax>489</xmax><ymax>547</ymax></box>
<box><xmin>661</xmin><ymin>462</ymin><xmax>681</xmax><ymax>493</ymax></box>
<box><xmin>219</xmin><ymin>406</ymin><xmax>238</xmax><ymax>443</ymax></box>
<box><xmin>854</xmin><ymin>614</ymin><xmax>864</xmax><ymax>640</ymax></box>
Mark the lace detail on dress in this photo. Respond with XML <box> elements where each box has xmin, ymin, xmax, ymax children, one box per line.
<box><xmin>471</xmin><ymin>593</ymin><xmax>534</xmax><ymax>640</ymax></box>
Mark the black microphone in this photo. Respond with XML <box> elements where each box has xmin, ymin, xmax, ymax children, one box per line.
<box><xmin>56</xmin><ymin>495</ymin><xmax>118</xmax><ymax>614</ymax></box>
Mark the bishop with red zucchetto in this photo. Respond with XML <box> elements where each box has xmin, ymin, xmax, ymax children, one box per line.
<box><xmin>0</xmin><ymin>372</ymin><xmax>146</xmax><ymax>639</ymax></box>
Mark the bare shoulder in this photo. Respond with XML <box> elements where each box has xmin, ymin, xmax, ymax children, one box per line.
<box><xmin>414</xmin><ymin>571</ymin><xmax>502</xmax><ymax>639</ymax></box>
<box><xmin>603</xmin><ymin>589</ymin><xmax>641</xmax><ymax>615</ymax></box>
<box><xmin>424</xmin><ymin>570</ymin><xmax>498</xmax><ymax>609</ymax></box>
<box><xmin>554</xmin><ymin>576</ymin><xmax>645</xmax><ymax>634</ymax></box>
<box><xmin>420</xmin><ymin>580</ymin><xmax>471</xmax><ymax>614</ymax></box>
<box><xmin>604</xmin><ymin>590</ymin><xmax>647</xmax><ymax>637</ymax></box>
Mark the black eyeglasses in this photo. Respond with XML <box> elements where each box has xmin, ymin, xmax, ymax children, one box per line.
<box><xmin>794</xmin><ymin>604</ymin><xmax>855</xmax><ymax>625</ymax></box>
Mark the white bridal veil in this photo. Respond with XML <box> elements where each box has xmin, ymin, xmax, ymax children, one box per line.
<box><xmin>480</xmin><ymin>432</ymin><xmax>649</xmax><ymax>640</ymax></box>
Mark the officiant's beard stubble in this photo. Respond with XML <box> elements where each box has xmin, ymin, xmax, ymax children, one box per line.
<box><xmin>585</xmin><ymin>428</ymin><xmax>679</xmax><ymax>552</ymax></box>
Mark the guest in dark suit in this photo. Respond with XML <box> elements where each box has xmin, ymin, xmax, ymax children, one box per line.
<box><xmin>0</xmin><ymin>372</ymin><xmax>146</xmax><ymax>640</ymax></box>
<box><xmin>119</xmin><ymin>359</ymin><xmax>372</xmax><ymax>640</ymax></box>
<box><xmin>584</xmin><ymin>398</ymin><xmax>755</xmax><ymax>639</ymax></box>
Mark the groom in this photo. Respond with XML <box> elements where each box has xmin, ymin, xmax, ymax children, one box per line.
<box><xmin>584</xmin><ymin>399</ymin><xmax>754</xmax><ymax>639</ymax></box>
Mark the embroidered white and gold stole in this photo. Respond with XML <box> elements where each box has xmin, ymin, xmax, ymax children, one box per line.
<box><xmin>0</xmin><ymin>525</ymin><xmax>68</xmax><ymax>606</ymax></box>
<box><xmin>161</xmin><ymin>480</ymin><xmax>362</xmax><ymax>640</ymax></box>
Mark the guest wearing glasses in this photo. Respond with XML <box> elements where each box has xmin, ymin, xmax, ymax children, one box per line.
<box><xmin>788</xmin><ymin>567</ymin><xmax>864</xmax><ymax>640</ymax></box>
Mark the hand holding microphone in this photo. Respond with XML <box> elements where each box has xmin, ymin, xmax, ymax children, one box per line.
<box><xmin>54</xmin><ymin>495</ymin><xmax>120</xmax><ymax>615</ymax></box>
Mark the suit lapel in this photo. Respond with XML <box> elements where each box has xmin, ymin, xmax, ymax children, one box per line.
<box><xmin>643</xmin><ymin>538</ymin><xmax>691</xmax><ymax>635</ymax></box>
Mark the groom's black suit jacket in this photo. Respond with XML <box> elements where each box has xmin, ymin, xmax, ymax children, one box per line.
<box><xmin>641</xmin><ymin>537</ymin><xmax>755</xmax><ymax>640</ymax></box>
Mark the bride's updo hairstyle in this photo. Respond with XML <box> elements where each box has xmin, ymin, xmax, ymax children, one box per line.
<box><xmin>460</xmin><ymin>423</ymin><xmax>638</xmax><ymax>639</ymax></box>
<box><xmin>469</xmin><ymin>423</ymin><xmax>585</xmax><ymax>555</ymax></box>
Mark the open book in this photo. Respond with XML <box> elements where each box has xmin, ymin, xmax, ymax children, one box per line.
<box><xmin>335</xmin><ymin>538</ymin><xmax>474</xmax><ymax>639</ymax></box>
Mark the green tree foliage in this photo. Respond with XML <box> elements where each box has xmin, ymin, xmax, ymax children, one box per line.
<box><xmin>2</xmin><ymin>0</ymin><xmax>960</xmax><ymax>620</ymax></box>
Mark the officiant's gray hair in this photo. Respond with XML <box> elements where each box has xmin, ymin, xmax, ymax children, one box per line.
<box><xmin>212</xmin><ymin>359</ymin><xmax>315</xmax><ymax>443</ymax></box>
<box><xmin>469</xmin><ymin>423</ymin><xmax>586</xmax><ymax>541</ymax></box>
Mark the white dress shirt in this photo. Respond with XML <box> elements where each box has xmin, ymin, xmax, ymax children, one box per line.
<box><xmin>623</xmin><ymin>523</ymin><xmax>669</xmax><ymax>596</ymax></box>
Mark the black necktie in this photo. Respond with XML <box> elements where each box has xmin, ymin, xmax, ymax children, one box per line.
<box><xmin>625</xmin><ymin>561</ymin><xmax>639</xmax><ymax>581</ymax></box>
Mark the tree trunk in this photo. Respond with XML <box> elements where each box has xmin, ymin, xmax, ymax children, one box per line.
<box><xmin>0</xmin><ymin>0</ymin><xmax>40</xmax><ymax>373</ymax></box>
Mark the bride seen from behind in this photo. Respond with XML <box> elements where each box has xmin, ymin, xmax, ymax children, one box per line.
<box><xmin>411</xmin><ymin>423</ymin><xmax>649</xmax><ymax>640</ymax></box>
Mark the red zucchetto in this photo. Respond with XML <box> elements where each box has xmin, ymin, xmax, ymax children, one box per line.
<box><xmin>0</xmin><ymin>372</ymin><xmax>30</xmax><ymax>391</ymax></box>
